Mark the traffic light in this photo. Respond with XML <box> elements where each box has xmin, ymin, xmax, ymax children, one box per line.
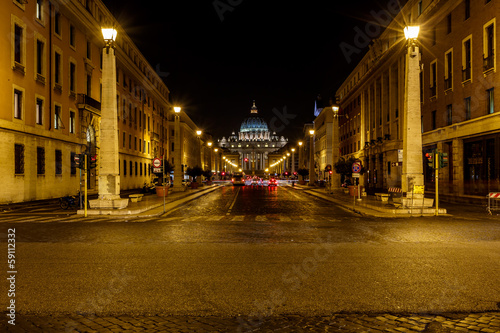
<box><xmin>439</xmin><ymin>152</ymin><xmax>448</xmax><ymax>168</ymax></box>
<box><xmin>221</xmin><ymin>172</ymin><xmax>225</xmax><ymax>176</ymax></box>
<box><xmin>329</xmin><ymin>170</ymin><xmax>333</xmax><ymax>175</ymax></box>
<box><xmin>74</xmin><ymin>154</ymin><xmax>85</xmax><ymax>169</ymax></box>
<box><xmin>244</xmin><ymin>158</ymin><xmax>249</xmax><ymax>162</ymax></box>
<box><xmin>89</xmin><ymin>155</ymin><xmax>97</xmax><ymax>169</ymax></box>
<box><xmin>425</xmin><ymin>152</ymin><xmax>434</xmax><ymax>168</ymax></box>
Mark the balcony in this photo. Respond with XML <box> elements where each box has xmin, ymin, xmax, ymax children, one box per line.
<box><xmin>77</xmin><ymin>94</ymin><xmax>101</xmax><ymax>116</ymax></box>
<box><xmin>484</xmin><ymin>54</ymin><xmax>494</xmax><ymax>72</ymax></box>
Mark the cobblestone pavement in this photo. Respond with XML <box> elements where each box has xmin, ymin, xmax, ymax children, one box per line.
<box><xmin>2</xmin><ymin>312</ymin><xmax>500</xmax><ymax>332</ymax></box>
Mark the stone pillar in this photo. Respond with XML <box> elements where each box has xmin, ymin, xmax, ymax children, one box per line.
<box><xmin>91</xmin><ymin>46</ymin><xmax>128</xmax><ymax>209</ymax></box>
<box><xmin>308</xmin><ymin>133</ymin><xmax>316</xmax><ymax>186</ymax></box>
<box><xmin>452</xmin><ymin>138</ymin><xmax>464</xmax><ymax>196</ymax></box>
<box><xmin>402</xmin><ymin>43</ymin><xmax>424</xmax><ymax>194</ymax></box>
<box><xmin>172</xmin><ymin>114</ymin><xmax>183</xmax><ymax>191</ymax></box>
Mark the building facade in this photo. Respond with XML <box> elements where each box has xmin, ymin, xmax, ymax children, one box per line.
<box><xmin>334</xmin><ymin>0</ymin><xmax>500</xmax><ymax>200</ymax></box>
<box><xmin>218</xmin><ymin>101</ymin><xmax>288</xmax><ymax>176</ymax></box>
<box><xmin>1</xmin><ymin>0</ymin><xmax>202</xmax><ymax>203</ymax></box>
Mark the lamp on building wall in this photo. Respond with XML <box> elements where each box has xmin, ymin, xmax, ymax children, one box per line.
<box><xmin>308</xmin><ymin>129</ymin><xmax>315</xmax><ymax>186</ymax></box>
<box><xmin>172</xmin><ymin>106</ymin><xmax>183</xmax><ymax>191</ymax></box>
<box><xmin>402</xmin><ymin>25</ymin><xmax>425</xmax><ymax>197</ymax></box>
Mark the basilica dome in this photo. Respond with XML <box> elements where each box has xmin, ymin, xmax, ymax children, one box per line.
<box><xmin>240</xmin><ymin>116</ymin><xmax>269</xmax><ymax>133</ymax></box>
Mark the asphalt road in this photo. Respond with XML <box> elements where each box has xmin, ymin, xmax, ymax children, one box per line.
<box><xmin>1</xmin><ymin>185</ymin><xmax>500</xmax><ymax>320</ymax></box>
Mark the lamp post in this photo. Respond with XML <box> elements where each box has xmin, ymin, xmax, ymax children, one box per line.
<box><xmin>214</xmin><ymin>148</ymin><xmax>219</xmax><ymax>179</ymax></box>
<box><xmin>207</xmin><ymin>142</ymin><xmax>213</xmax><ymax>176</ymax></box>
<box><xmin>308</xmin><ymin>129</ymin><xmax>315</xmax><ymax>186</ymax></box>
<box><xmin>331</xmin><ymin>105</ymin><xmax>341</xmax><ymax>189</ymax></box>
<box><xmin>196</xmin><ymin>130</ymin><xmax>202</xmax><ymax>168</ymax></box>
<box><xmin>402</xmin><ymin>26</ymin><xmax>424</xmax><ymax>196</ymax></box>
<box><xmin>91</xmin><ymin>27</ymin><xmax>128</xmax><ymax>209</ymax></box>
<box><xmin>291</xmin><ymin>148</ymin><xmax>296</xmax><ymax>177</ymax></box>
<box><xmin>173</xmin><ymin>106</ymin><xmax>183</xmax><ymax>191</ymax></box>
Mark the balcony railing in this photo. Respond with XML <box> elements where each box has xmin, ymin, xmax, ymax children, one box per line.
<box><xmin>484</xmin><ymin>54</ymin><xmax>495</xmax><ymax>72</ymax></box>
<box><xmin>77</xmin><ymin>94</ymin><xmax>101</xmax><ymax>115</ymax></box>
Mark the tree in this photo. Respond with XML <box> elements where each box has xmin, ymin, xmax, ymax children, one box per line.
<box><xmin>202</xmin><ymin>169</ymin><xmax>212</xmax><ymax>180</ymax></box>
<box><xmin>334</xmin><ymin>157</ymin><xmax>365</xmax><ymax>181</ymax></box>
<box><xmin>186</xmin><ymin>165</ymin><xmax>203</xmax><ymax>183</ymax></box>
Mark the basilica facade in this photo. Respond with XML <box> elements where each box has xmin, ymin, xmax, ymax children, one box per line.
<box><xmin>218</xmin><ymin>102</ymin><xmax>287</xmax><ymax>175</ymax></box>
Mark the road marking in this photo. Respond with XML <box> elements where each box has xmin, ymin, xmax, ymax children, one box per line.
<box><xmin>226</xmin><ymin>187</ymin><xmax>240</xmax><ymax>215</ymax></box>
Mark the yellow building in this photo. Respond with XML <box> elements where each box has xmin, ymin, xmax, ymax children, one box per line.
<box><xmin>335</xmin><ymin>0</ymin><xmax>500</xmax><ymax>201</ymax></box>
<box><xmin>1</xmin><ymin>0</ymin><xmax>175</xmax><ymax>203</ymax></box>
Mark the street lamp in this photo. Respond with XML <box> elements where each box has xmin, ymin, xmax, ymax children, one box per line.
<box><xmin>214</xmin><ymin>148</ymin><xmax>219</xmax><ymax>179</ymax></box>
<box><xmin>291</xmin><ymin>148</ymin><xmax>296</xmax><ymax>176</ymax></box>
<box><xmin>90</xmin><ymin>27</ymin><xmax>128</xmax><ymax>210</ymax></box>
<box><xmin>172</xmin><ymin>106</ymin><xmax>183</xmax><ymax>191</ymax></box>
<box><xmin>331</xmin><ymin>104</ymin><xmax>341</xmax><ymax>190</ymax></box>
<box><xmin>402</xmin><ymin>25</ymin><xmax>424</xmax><ymax>197</ymax></box>
<box><xmin>298</xmin><ymin>141</ymin><xmax>303</xmax><ymax>172</ymax></box>
<box><xmin>196</xmin><ymin>130</ymin><xmax>202</xmax><ymax>169</ymax></box>
<box><xmin>308</xmin><ymin>129</ymin><xmax>315</xmax><ymax>186</ymax></box>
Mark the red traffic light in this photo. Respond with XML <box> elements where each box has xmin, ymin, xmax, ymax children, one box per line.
<box><xmin>244</xmin><ymin>158</ymin><xmax>248</xmax><ymax>162</ymax></box>
<box><xmin>329</xmin><ymin>170</ymin><xmax>333</xmax><ymax>174</ymax></box>
<box><xmin>221</xmin><ymin>172</ymin><xmax>225</xmax><ymax>176</ymax></box>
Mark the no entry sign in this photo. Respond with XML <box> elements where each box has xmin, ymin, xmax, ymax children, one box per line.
<box><xmin>153</xmin><ymin>158</ymin><xmax>162</xmax><ymax>168</ymax></box>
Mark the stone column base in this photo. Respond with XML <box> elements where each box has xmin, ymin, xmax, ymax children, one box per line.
<box><xmin>89</xmin><ymin>198</ymin><xmax>129</xmax><ymax>210</ymax></box>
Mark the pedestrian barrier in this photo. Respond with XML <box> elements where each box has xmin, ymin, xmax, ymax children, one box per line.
<box><xmin>487</xmin><ymin>192</ymin><xmax>500</xmax><ymax>215</ymax></box>
<box><xmin>388</xmin><ymin>187</ymin><xmax>403</xmax><ymax>207</ymax></box>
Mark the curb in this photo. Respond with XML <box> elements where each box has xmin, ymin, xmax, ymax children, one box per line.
<box><xmin>76</xmin><ymin>185</ymin><xmax>222</xmax><ymax>217</ymax></box>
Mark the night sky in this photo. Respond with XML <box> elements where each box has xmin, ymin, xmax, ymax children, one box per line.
<box><xmin>102</xmin><ymin>0</ymin><xmax>403</xmax><ymax>142</ymax></box>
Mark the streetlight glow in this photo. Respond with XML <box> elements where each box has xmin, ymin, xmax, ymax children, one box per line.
<box><xmin>309</xmin><ymin>129</ymin><xmax>315</xmax><ymax>135</ymax></box>
<box><xmin>196</xmin><ymin>130</ymin><xmax>202</xmax><ymax>136</ymax></box>
<box><xmin>174</xmin><ymin>106</ymin><xmax>181</xmax><ymax>113</ymax></box>
<box><xmin>404</xmin><ymin>26</ymin><xmax>420</xmax><ymax>40</ymax></box>
<box><xmin>101</xmin><ymin>28</ymin><xmax>117</xmax><ymax>42</ymax></box>
<box><xmin>298</xmin><ymin>141</ymin><xmax>303</xmax><ymax>146</ymax></box>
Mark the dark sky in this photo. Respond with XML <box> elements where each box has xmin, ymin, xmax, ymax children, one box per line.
<box><xmin>102</xmin><ymin>0</ymin><xmax>402</xmax><ymax>142</ymax></box>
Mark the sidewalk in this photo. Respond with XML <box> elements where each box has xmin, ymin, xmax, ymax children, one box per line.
<box><xmin>2</xmin><ymin>312</ymin><xmax>499</xmax><ymax>332</ymax></box>
<box><xmin>76</xmin><ymin>184</ymin><xmax>222</xmax><ymax>217</ymax></box>
<box><xmin>291</xmin><ymin>184</ymin><xmax>489</xmax><ymax>218</ymax></box>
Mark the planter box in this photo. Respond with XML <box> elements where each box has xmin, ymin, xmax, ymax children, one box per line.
<box><xmin>155</xmin><ymin>186</ymin><xmax>169</xmax><ymax>197</ymax></box>
<box><xmin>348</xmin><ymin>185</ymin><xmax>364</xmax><ymax>196</ymax></box>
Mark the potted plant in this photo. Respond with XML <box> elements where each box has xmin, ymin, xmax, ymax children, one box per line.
<box><xmin>297</xmin><ymin>168</ymin><xmax>309</xmax><ymax>185</ymax></box>
<box><xmin>202</xmin><ymin>169</ymin><xmax>213</xmax><ymax>185</ymax></box>
<box><xmin>186</xmin><ymin>165</ymin><xmax>203</xmax><ymax>189</ymax></box>
<box><xmin>155</xmin><ymin>161</ymin><xmax>174</xmax><ymax>197</ymax></box>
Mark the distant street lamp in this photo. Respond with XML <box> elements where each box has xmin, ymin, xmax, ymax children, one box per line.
<box><xmin>331</xmin><ymin>104</ymin><xmax>341</xmax><ymax>189</ymax></box>
<box><xmin>173</xmin><ymin>106</ymin><xmax>183</xmax><ymax>191</ymax></box>
<box><xmin>402</xmin><ymin>25</ymin><xmax>424</xmax><ymax>195</ymax></box>
<box><xmin>207</xmin><ymin>142</ymin><xmax>213</xmax><ymax>174</ymax></box>
<box><xmin>196</xmin><ymin>130</ymin><xmax>202</xmax><ymax>169</ymax></box>
<box><xmin>308</xmin><ymin>129</ymin><xmax>315</xmax><ymax>186</ymax></box>
<box><xmin>214</xmin><ymin>148</ymin><xmax>219</xmax><ymax>179</ymax></box>
<box><xmin>291</xmin><ymin>148</ymin><xmax>296</xmax><ymax>176</ymax></box>
<box><xmin>90</xmin><ymin>27</ymin><xmax>128</xmax><ymax>210</ymax></box>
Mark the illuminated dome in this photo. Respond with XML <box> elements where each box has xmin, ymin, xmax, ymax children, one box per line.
<box><xmin>240</xmin><ymin>116</ymin><xmax>269</xmax><ymax>133</ymax></box>
<box><xmin>240</xmin><ymin>101</ymin><xmax>269</xmax><ymax>133</ymax></box>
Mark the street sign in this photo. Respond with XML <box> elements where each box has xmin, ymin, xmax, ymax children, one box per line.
<box><xmin>74</xmin><ymin>154</ymin><xmax>80</xmax><ymax>164</ymax></box>
<box><xmin>413</xmin><ymin>185</ymin><xmax>425</xmax><ymax>194</ymax></box>
<box><xmin>153</xmin><ymin>167</ymin><xmax>162</xmax><ymax>173</ymax></box>
<box><xmin>352</xmin><ymin>162</ymin><xmax>361</xmax><ymax>173</ymax></box>
<box><xmin>352</xmin><ymin>173</ymin><xmax>360</xmax><ymax>178</ymax></box>
<box><xmin>398</xmin><ymin>149</ymin><xmax>403</xmax><ymax>162</ymax></box>
<box><xmin>153</xmin><ymin>158</ymin><xmax>162</xmax><ymax>168</ymax></box>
